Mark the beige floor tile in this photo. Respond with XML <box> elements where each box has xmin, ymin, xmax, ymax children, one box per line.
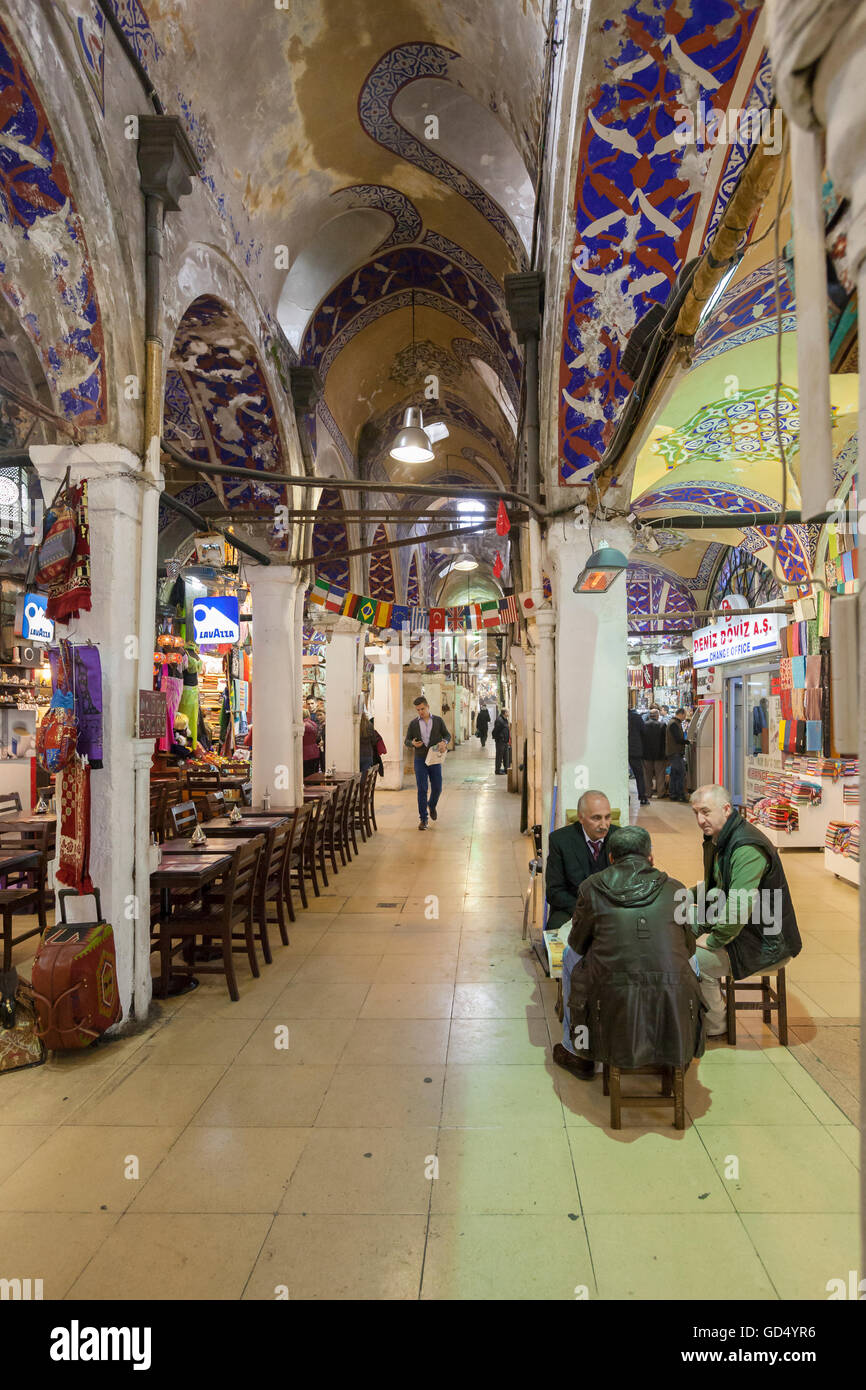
<box><xmin>192</xmin><ymin>1064</ymin><xmax>335</xmax><ymax>1126</ymax></box>
<box><xmin>740</xmin><ymin>1214</ymin><xmax>862</xmax><ymax>1300</ymax></box>
<box><xmin>769</xmin><ymin>1058</ymin><xmax>855</xmax><ymax>1124</ymax></box>
<box><xmin>137</xmin><ymin>1015</ymin><xmax>258</xmax><ymax>1066</ymax></box>
<box><xmin>442</xmin><ymin>1064</ymin><xmax>565</xmax><ymax>1128</ymax></box>
<box><xmin>0</xmin><ymin>1125</ymin><xmax>180</xmax><ymax>1213</ymax></box>
<box><xmin>456</xmin><ymin>946</ymin><xmax>540</xmax><ymax>983</ymax></box>
<box><xmin>290</xmin><ymin>952</ymin><xmax>383</xmax><ymax>982</ymax></box>
<box><xmin>0</xmin><ymin>1212</ymin><xmax>117</xmax><ymax>1299</ymax></box>
<box><xmin>0</xmin><ymin>1126</ymin><xmax>54</xmax><ymax>1185</ymax></box>
<box><xmin>447</xmin><ymin>1017</ymin><xmax>551</xmax><ymax>1065</ymax></box>
<box><xmin>452</xmin><ymin>981</ymin><xmax>545</xmax><ymax>1018</ymax></box>
<box><xmin>131</xmin><ymin>1127</ymin><xmax>310</xmax><ymax>1213</ymax></box>
<box><xmin>68</xmin><ymin>1213</ymin><xmax>271</xmax><ymax>1299</ymax></box>
<box><xmin>281</xmin><ymin>1127</ymin><xmax>435</xmax><ymax>1214</ymax></box>
<box><xmin>689</xmin><ymin>1065</ymin><xmax>825</xmax><ymax>1126</ymax></box>
<box><xmin>265</xmin><ymin>979</ymin><xmax>372</xmax><ymax>1018</ymax></box>
<box><xmin>792</xmin><ymin>981</ymin><xmax>860</xmax><ymax>1018</ymax></box>
<box><xmin>310</xmin><ymin>932</ymin><xmax>398</xmax><ymax>956</ymax></box>
<box><xmin>697</xmin><ymin>1125</ymin><xmax>859</xmax><ymax>1213</ymax></box>
<box><xmin>322</xmin><ymin>913</ymin><xmax>402</xmax><ymax>933</ymax></box>
<box><xmin>235</xmin><ymin>1017</ymin><xmax>355</xmax><ymax>1066</ymax></box>
<box><xmin>825</xmin><ymin>1125</ymin><xmax>861</xmax><ymax>1168</ymax></box>
<box><xmin>359</xmin><ymin>983</ymin><xmax>455</xmax><ymax>1019</ymax></box>
<box><xmin>569</xmin><ymin>1125</ymin><xmax>731</xmax><ymax>1213</ymax></box>
<box><xmin>787</xmin><ymin>955</ymin><xmax>859</xmax><ymax>984</ymax></box>
<box><xmin>303</xmin><ymin>895</ymin><xmax>348</xmax><ymax>912</ymax></box>
<box><xmin>68</xmin><ymin>1064</ymin><xmax>225</xmax><ymax>1128</ymax></box>
<box><xmin>432</xmin><ymin>1127</ymin><xmax>577</xmax><ymax>1214</ymax></box>
<box><xmin>243</xmin><ymin>1214</ymin><xmax>427</xmax><ymax>1300</ymax></box>
<box><xmin>587</xmin><ymin>1213</ymin><xmax>778</xmax><ymax>1300</ymax></box>
<box><xmin>0</xmin><ymin>1057</ymin><xmax>129</xmax><ymax>1126</ymax></box>
<box><xmin>341</xmin><ymin>1018</ymin><xmax>450</xmax><ymax>1066</ymax></box>
<box><xmin>342</xmin><ymin>896</ymin><xmax>407</xmax><ymax>914</ymax></box>
<box><xmin>315</xmin><ymin>1065</ymin><xmax>445</xmax><ymax>1127</ymax></box>
<box><xmin>373</xmin><ymin>954</ymin><xmax>458</xmax><ymax>983</ymax></box>
<box><xmin>421</xmin><ymin>1214</ymin><xmax>595</xmax><ymax>1300</ymax></box>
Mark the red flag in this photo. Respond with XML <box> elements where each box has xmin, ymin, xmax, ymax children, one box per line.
<box><xmin>493</xmin><ymin>550</ymin><xmax>504</xmax><ymax>579</ymax></box>
<box><xmin>428</xmin><ymin>608</ymin><xmax>446</xmax><ymax>632</ymax></box>
<box><xmin>496</xmin><ymin>499</ymin><xmax>510</xmax><ymax>536</ymax></box>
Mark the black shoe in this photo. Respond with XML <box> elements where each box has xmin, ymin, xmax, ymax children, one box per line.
<box><xmin>418</xmin><ymin>820</ymin><xmax>427</xmax><ymax>830</ymax></box>
<box><xmin>429</xmin><ymin>805</ymin><xmax>437</xmax><ymax>821</ymax></box>
<box><xmin>640</xmin><ymin>799</ymin><xmax>651</xmax><ymax>805</ymax></box>
<box><xmin>552</xmin><ymin>1043</ymin><xmax>595</xmax><ymax>1080</ymax></box>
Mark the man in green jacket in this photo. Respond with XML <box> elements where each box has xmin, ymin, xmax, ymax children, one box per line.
<box><xmin>686</xmin><ymin>784</ymin><xmax>801</xmax><ymax>1036</ymax></box>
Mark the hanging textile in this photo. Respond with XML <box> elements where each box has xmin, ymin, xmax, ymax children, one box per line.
<box><xmin>159</xmin><ymin>668</ymin><xmax>183</xmax><ymax>753</ymax></box>
<box><xmin>56</xmin><ymin>755</ymin><xmax>93</xmax><ymax>892</ymax></box>
<box><xmin>45</xmin><ymin>482</ymin><xmax>92</xmax><ymax>624</ymax></box>
<box><xmin>71</xmin><ymin>644</ymin><xmax>103</xmax><ymax>768</ymax></box>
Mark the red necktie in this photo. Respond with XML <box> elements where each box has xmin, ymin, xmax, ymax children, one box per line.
<box><xmin>590</xmin><ymin>840</ymin><xmax>602</xmax><ymax>861</ymax></box>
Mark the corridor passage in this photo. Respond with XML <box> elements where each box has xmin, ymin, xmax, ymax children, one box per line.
<box><xmin>0</xmin><ymin>741</ymin><xmax>859</xmax><ymax>1300</ymax></box>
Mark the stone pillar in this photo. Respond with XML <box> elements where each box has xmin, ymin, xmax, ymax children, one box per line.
<box><xmin>546</xmin><ymin>519</ymin><xmax>630</xmax><ymax>827</ymax></box>
<box><xmin>246</xmin><ymin>567</ymin><xmax>303</xmax><ymax>809</ymax></box>
<box><xmin>293</xmin><ymin>584</ymin><xmax>306</xmax><ymax>796</ymax></box>
<box><xmin>29</xmin><ymin>444</ymin><xmax>156</xmax><ymax>1025</ymax></box>
<box><xmin>424</xmin><ymin>673</ymin><xmax>444</xmax><ymax>718</ymax></box>
<box><xmin>534</xmin><ymin>609</ymin><xmax>556</xmax><ymax>896</ymax></box>
<box><xmin>370</xmin><ymin>642</ymin><xmax>404</xmax><ymax>789</ymax></box>
<box><xmin>325</xmin><ymin>617</ymin><xmax>361</xmax><ymax>773</ymax></box>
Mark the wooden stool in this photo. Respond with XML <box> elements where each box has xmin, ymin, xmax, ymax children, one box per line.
<box><xmin>602</xmin><ymin>1063</ymin><xmax>685</xmax><ymax>1130</ymax></box>
<box><xmin>723</xmin><ymin>966</ymin><xmax>788</xmax><ymax>1045</ymax></box>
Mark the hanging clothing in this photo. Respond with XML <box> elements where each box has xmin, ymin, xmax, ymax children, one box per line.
<box><xmin>159</xmin><ymin>669</ymin><xmax>184</xmax><ymax>753</ymax></box>
<box><xmin>46</xmin><ymin>481</ymin><xmax>92</xmax><ymax>624</ymax></box>
<box><xmin>177</xmin><ymin>684</ymin><xmax>199</xmax><ymax>747</ymax></box>
<box><xmin>56</xmin><ymin>755</ymin><xmax>93</xmax><ymax>892</ymax></box>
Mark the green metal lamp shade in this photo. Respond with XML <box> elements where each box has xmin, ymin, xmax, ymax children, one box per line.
<box><xmin>573</xmin><ymin>546</ymin><xmax>628</xmax><ymax>593</ymax></box>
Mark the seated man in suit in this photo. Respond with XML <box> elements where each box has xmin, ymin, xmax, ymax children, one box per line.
<box><xmin>546</xmin><ymin>789</ymin><xmax>611</xmax><ymax>1078</ymax></box>
<box><xmin>561</xmin><ymin>825</ymin><xmax>705</xmax><ymax>1078</ymax></box>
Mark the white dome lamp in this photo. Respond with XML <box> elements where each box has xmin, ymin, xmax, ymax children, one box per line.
<box><xmin>389</xmin><ymin>406</ymin><xmax>435</xmax><ymax>464</ymax></box>
<box><xmin>452</xmin><ymin>544</ymin><xmax>478</xmax><ymax>572</ymax></box>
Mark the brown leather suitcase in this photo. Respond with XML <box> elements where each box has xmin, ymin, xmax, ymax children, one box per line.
<box><xmin>31</xmin><ymin>890</ymin><xmax>122</xmax><ymax>1049</ymax></box>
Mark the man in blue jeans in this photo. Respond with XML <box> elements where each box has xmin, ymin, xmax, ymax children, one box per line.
<box><xmin>404</xmin><ymin>695</ymin><xmax>450</xmax><ymax>830</ymax></box>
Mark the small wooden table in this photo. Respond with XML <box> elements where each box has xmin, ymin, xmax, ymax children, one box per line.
<box><xmin>234</xmin><ymin>805</ymin><xmax>297</xmax><ymax>817</ymax></box>
<box><xmin>0</xmin><ymin>849</ymin><xmax>41</xmax><ymax>876</ymax></box>
<box><xmin>205</xmin><ymin>815</ymin><xmax>289</xmax><ymax>835</ymax></box>
<box><xmin>1</xmin><ymin>814</ymin><xmax>57</xmax><ymax>829</ymax></box>
<box><xmin>161</xmin><ymin>836</ymin><xmax>263</xmax><ymax>856</ymax></box>
<box><xmin>151</xmin><ymin>851</ymin><xmax>233</xmax><ymax>918</ymax></box>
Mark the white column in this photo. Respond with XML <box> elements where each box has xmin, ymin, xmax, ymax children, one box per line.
<box><xmin>293</xmin><ymin>583</ymin><xmax>306</xmax><ymax>796</ymax></box>
<box><xmin>325</xmin><ymin>617</ymin><xmax>361</xmax><ymax>773</ymax></box>
<box><xmin>370</xmin><ymin>642</ymin><xmax>404</xmax><ymax>789</ymax></box>
<box><xmin>534</xmin><ymin>608</ymin><xmax>556</xmax><ymax>874</ymax></box>
<box><xmin>546</xmin><ymin>519</ymin><xmax>630</xmax><ymax>827</ymax></box>
<box><xmin>246</xmin><ymin>567</ymin><xmax>302</xmax><ymax>809</ymax></box>
<box><xmin>424</xmin><ymin>673</ymin><xmax>444</xmax><ymax>718</ymax></box>
<box><xmin>29</xmin><ymin>444</ymin><xmax>155</xmax><ymax>1025</ymax></box>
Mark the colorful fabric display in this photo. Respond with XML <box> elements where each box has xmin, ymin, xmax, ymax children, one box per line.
<box><xmin>780</xmin><ymin>689</ymin><xmax>793</xmax><ymax>720</ymax></box>
<box><xmin>804</xmin><ymin>655</ymin><xmax>822</xmax><ymax>687</ymax></box>
<box><xmin>791</xmin><ymin>689</ymin><xmax>806</xmax><ymax>720</ymax></box>
<box><xmin>751</xmin><ymin>797</ymin><xmax>799</xmax><ymax>833</ymax></box>
<box><xmin>805</xmin><ymin>721</ymin><xmax>823</xmax><ymax>752</ymax></box>
<box><xmin>56</xmin><ymin>754</ymin><xmax>93</xmax><ymax>892</ymax></box>
<box><xmin>805</xmin><ymin>687</ymin><xmax>822</xmax><ymax>720</ymax></box>
<box><xmin>780</xmin><ymin>659</ymin><xmax>793</xmax><ymax>690</ymax></box>
<box><xmin>791</xmin><ymin>656</ymin><xmax>807</xmax><ymax>688</ymax></box>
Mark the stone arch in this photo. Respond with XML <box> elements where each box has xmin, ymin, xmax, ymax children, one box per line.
<box><xmin>368</xmin><ymin>522</ymin><xmax>395</xmax><ymax>600</ymax></box>
<box><xmin>312</xmin><ymin>486</ymin><xmax>351</xmax><ymax>590</ymax></box>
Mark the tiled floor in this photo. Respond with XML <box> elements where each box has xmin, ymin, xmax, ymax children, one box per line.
<box><xmin>1</xmin><ymin>742</ymin><xmax>860</xmax><ymax>1300</ymax></box>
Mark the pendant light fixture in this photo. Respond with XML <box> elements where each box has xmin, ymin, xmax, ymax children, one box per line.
<box><xmin>573</xmin><ymin>545</ymin><xmax>628</xmax><ymax>593</ymax></box>
<box><xmin>389</xmin><ymin>290</ymin><xmax>435</xmax><ymax>464</ymax></box>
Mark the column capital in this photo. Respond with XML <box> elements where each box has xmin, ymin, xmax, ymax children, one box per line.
<box><xmin>535</xmin><ymin>608</ymin><xmax>556</xmax><ymax>638</ymax></box>
<box><xmin>246</xmin><ymin>564</ymin><xmax>304</xmax><ymax>592</ymax></box>
<box><xmin>326</xmin><ymin>615</ymin><xmax>362</xmax><ymax>637</ymax></box>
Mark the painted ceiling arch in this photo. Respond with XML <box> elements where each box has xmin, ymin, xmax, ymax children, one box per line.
<box><xmin>407</xmin><ymin>551</ymin><xmax>422</xmax><ymax>607</ymax></box>
<box><xmin>312</xmin><ymin>486</ymin><xmax>350</xmax><ymax>590</ymax></box>
<box><xmin>558</xmin><ymin>0</ymin><xmax>761</xmax><ymax>481</ymax></box>
<box><xmin>0</xmin><ymin>15</ymin><xmax>106</xmax><ymax>423</ymax></box>
<box><xmin>368</xmin><ymin>522</ymin><xmax>396</xmax><ymax>601</ymax></box>
<box><xmin>627</xmin><ymin>564</ymin><xmax>696</xmax><ymax>635</ymax></box>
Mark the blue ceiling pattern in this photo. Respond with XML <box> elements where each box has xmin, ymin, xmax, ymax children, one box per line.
<box><xmin>692</xmin><ymin>263</ymin><xmax>796</xmax><ymax>368</ymax></box>
<box><xmin>368</xmin><ymin>523</ymin><xmax>396</xmax><ymax>600</ymax></box>
<box><xmin>358</xmin><ymin>42</ymin><xmax>525</xmax><ymax>265</ymax></box>
<box><xmin>331</xmin><ymin>183</ymin><xmax>422</xmax><ymax>248</ymax></box>
<box><xmin>558</xmin><ymin>1</ymin><xmax>760</xmax><ymax>481</ymax></box>
<box><xmin>312</xmin><ymin>487</ymin><xmax>350</xmax><ymax>589</ymax></box>
<box><xmin>627</xmin><ymin>564</ymin><xmax>695</xmax><ymax>634</ymax></box>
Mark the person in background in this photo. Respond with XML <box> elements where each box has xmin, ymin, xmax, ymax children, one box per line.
<box><xmin>658</xmin><ymin>704</ymin><xmax>670</xmax><ymax>723</ymax></box>
<box><xmin>315</xmin><ymin>699</ymin><xmax>326</xmax><ymax>771</ymax></box>
<box><xmin>404</xmin><ymin>695</ymin><xmax>450</xmax><ymax>829</ymax></box>
<box><xmin>666</xmin><ymin>707</ymin><xmax>688</xmax><ymax>802</ymax></box>
<box><xmin>546</xmin><ymin>790</ymin><xmax>612</xmax><ymax>1076</ymax></box>
<box><xmin>642</xmin><ymin>706</ymin><xmax>668</xmax><ymax>798</ymax></box>
<box><xmin>559</xmin><ymin>825</ymin><xmax>705</xmax><ymax>1079</ymax></box>
<box><xmin>368</xmin><ymin>718</ymin><xmax>385</xmax><ymax>777</ymax></box>
<box><xmin>475</xmin><ymin>705</ymin><xmax>491</xmax><ymax>748</ymax></box>
<box><xmin>492</xmin><ymin>709</ymin><xmax>510</xmax><ymax>774</ymax></box>
<box><xmin>687</xmin><ymin>785</ymin><xmax>801</xmax><ymax>1037</ymax></box>
<box><xmin>302</xmin><ymin>712</ymin><xmax>321</xmax><ymax>780</ymax></box>
<box><xmin>627</xmin><ymin>706</ymin><xmax>650</xmax><ymax>805</ymax></box>
<box><xmin>359</xmin><ymin>711</ymin><xmax>375</xmax><ymax>773</ymax></box>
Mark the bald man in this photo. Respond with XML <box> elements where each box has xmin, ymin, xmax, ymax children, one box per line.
<box><xmin>546</xmin><ymin>790</ymin><xmax>612</xmax><ymax>1078</ymax></box>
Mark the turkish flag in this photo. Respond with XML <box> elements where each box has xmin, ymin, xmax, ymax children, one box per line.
<box><xmin>496</xmin><ymin>499</ymin><xmax>510</xmax><ymax>536</ymax></box>
<box><xmin>493</xmin><ymin>551</ymin><xmax>503</xmax><ymax>579</ymax></box>
<box><xmin>428</xmin><ymin>608</ymin><xmax>446</xmax><ymax>632</ymax></box>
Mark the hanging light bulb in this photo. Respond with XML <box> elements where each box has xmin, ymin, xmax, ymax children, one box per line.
<box><xmin>389</xmin><ymin>406</ymin><xmax>435</xmax><ymax>464</ymax></box>
<box><xmin>452</xmin><ymin>544</ymin><xmax>478</xmax><ymax>572</ymax></box>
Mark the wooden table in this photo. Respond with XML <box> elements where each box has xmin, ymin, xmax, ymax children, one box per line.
<box><xmin>0</xmin><ymin>849</ymin><xmax>41</xmax><ymax>876</ymax></box>
<box><xmin>305</xmin><ymin>773</ymin><xmax>353</xmax><ymax>784</ymax></box>
<box><xmin>204</xmin><ymin>815</ymin><xmax>289</xmax><ymax>835</ymax></box>
<box><xmin>235</xmin><ymin>805</ymin><xmax>297</xmax><ymax>817</ymax></box>
<box><xmin>0</xmin><ymin>814</ymin><xmax>57</xmax><ymax>829</ymax></box>
<box><xmin>151</xmin><ymin>851</ymin><xmax>232</xmax><ymax>916</ymax></box>
<box><xmin>161</xmin><ymin>836</ymin><xmax>263</xmax><ymax>856</ymax></box>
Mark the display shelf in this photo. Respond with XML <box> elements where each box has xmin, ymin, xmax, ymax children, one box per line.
<box><xmin>824</xmin><ymin>846</ymin><xmax>858</xmax><ymax>885</ymax></box>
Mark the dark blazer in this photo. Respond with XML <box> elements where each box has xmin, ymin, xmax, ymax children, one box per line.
<box><xmin>545</xmin><ymin>822</ymin><xmax>610</xmax><ymax>935</ymax></box>
<box><xmin>405</xmin><ymin>714</ymin><xmax>451</xmax><ymax>753</ymax></box>
<box><xmin>641</xmin><ymin>717</ymin><xmax>666</xmax><ymax>760</ymax></box>
<box><xmin>666</xmin><ymin>718</ymin><xmax>686</xmax><ymax>758</ymax></box>
<box><xmin>492</xmin><ymin>715</ymin><xmax>509</xmax><ymax>745</ymax></box>
<box><xmin>475</xmin><ymin>709</ymin><xmax>490</xmax><ymax>734</ymax></box>
<box><xmin>627</xmin><ymin>708</ymin><xmax>645</xmax><ymax>760</ymax></box>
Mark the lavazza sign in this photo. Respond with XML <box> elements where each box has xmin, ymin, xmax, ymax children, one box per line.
<box><xmin>692</xmin><ymin>612</ymin><xmax>781</xmax><ymax>668</ymax></box>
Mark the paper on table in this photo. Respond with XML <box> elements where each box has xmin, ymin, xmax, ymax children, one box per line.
<box><xmin>425</xmin><ymin>746</ymin><xmax>445</xmax><ymax>767</ymax></box>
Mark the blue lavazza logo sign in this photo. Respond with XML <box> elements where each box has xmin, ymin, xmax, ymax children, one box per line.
<box><xmin>23</xmin><ymin>593</ymin><xmax>54</xmax><ymax>643</ymax></box>
<box><xmin>193</xmin><ymin>595</ymin><xmax>240</xmax><ymax>645</ymax></box>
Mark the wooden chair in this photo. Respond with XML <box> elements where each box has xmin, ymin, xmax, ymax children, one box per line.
<box><xmin>342</xmin><ymin>775</ymin><xmax>361</xmax><ymax>859</ymax></box>
<box><xmin>325</xmin><ymin>780</ymin><xmax>348</xmax><ymax>873</ymax></box>
<box><xmin>602</xmin><ymin>1063</ymin><xmax>685</xmax><ymax>1130</ymax></box>
<box><xmin>0</xmin><ymin>792</ymin><xmax>22</xmax><ymax>816</ymax></box>
<box><xmin>149</xmin><ymin>783</ymin><xmax>170</xmax><ymax>843</ymax></box>
<box><xmin>353</xmin><ymin>770</ymin><xmax>371</xmax><ymax>845</ymax></box>
<box><xmin>0</xmin><ymin>824</ymin><xmax>53</xmax><ymax>970</ymax></box>
<box><xmin>367</xmin><ymin>765</ymin><xmax>378</xmax><ymax>833</ymax></box>
<box><xmin>723</xmin><ymin>967</ymin><xmax>789</xmax><ymax>1046</ymax></box>
<box><xmin>303</xmin><ymin>796</ymin><xmax>326</xmax><ymax>896</ymax></box>
<box><xmin>187</xmin><ymin>770</ymin><xmax>222</xmax><ymax>795</ymax></box>
<box><xmin>255</xmin><ymin>822</ymin><xmax>293</xmax><ymax>958</ymax></box>
<box><xmin>204</xmin><ymin>791</ymin><xmax>227</xmax><ymax>821</ymax></box>
<box><xmin>156</xmin><ymin>839</ymin><xmax>264</xmax><ymax>1002</ymax></box>
<box><xmin>357</xmin><ymin>767</ymin><xmax>377</xmax><ymax>841</ymax></box>
<box><xmin>285</xmin><ymin>802</ymin><xmax>313</xmax><ymax>921</ymax></box>
<box><xmin>168</xmin><ymin>801</ymin><xmax>199</xmax><ymax>839</ymax></box>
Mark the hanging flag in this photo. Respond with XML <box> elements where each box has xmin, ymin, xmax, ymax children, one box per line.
<box><xmin>307</xmin><ymin>578</ymin><xmax>331</xmax><ymax>607</ymax></box>
<box><xmin>518</xmin><ymin>590</ymin><xmax>538</xmax><ymax>616</ymax></box>
<box><xmin>447</xmin><ymin>606</ymin><xmax>463</xmax><ymax>632</ymax></box>
<box><xmin>542</xmin><ymin>571</ymin><xmax>553</xmax><ymax>601</ymax></box>
<box><xmin>429</xmin><ymin>608</ymin><xmax>446</xmax><ymax>632</ymax></box>
<box><xmin>493</xmin><ymin>551</ymin><xmax>504</xmax><ymax>579</ymax></box>
<box><xmin>374</xmin><ymin>600</ymin><xmax>393</xmax><ymax>629</ymax></box>
<box><xmin>499</xmin><ymin>594</ymin><xmax>518</xmax><ymax>623</ymax></box>
<box><xmin>480</xmin><ymin>600</ymin><xmax>500</xmax><ymax>628</ymax></box>
<box><xmin>411</xmin><ymin>607</ymin><xmax>428</xmax><ymax>633</ymax></box>
<box><xmin>391</xmin><ymin>604</ymin><xmax>410</xmax><ymax>631</ymax></box>
<box><xmin>355</xmin><ymin>595</ymin><xmax>376</xmax><ymax>624</ymax></box>
<box><xmin>324</xmin><ymin>584</ymin><xmax>345</xmax><ymax>614</ymax></box>
<box><xmin>341</xmin><ymin>591</ymin><xmax>359</xmax><ymax>618</ymax></box>
<box><xmin>496</xmin><ymin>499</ymin><xmax>511</xmax><ymax>536</ymax></box>
<box><xmin>468</xmin><ymin>603</ymin><xmax>482</xmax><ymax>630</ymax></box>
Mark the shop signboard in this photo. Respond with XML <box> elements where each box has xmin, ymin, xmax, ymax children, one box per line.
<box><xmin>139</xmin><ymin>689</ymin><xmax>167</xmax><ymax>739</ymax></box>
<box><xmin>22</xmin><ymin>593</ymin><xmax>54</xmax><ymax>644</ymax></box>
<box><xmin>193</xmin><ymin>595</ymin><xmax>240</xmax><ymax>646</ymax></box>
<box><xmin>692</xmin><ymin>613</ymin><xmax>781</xmax><ymax>668</ymax></box>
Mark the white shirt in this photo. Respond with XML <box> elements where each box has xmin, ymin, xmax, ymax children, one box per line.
<box><xmin>419</xmin><ymin>716</ymin><xmax>433</xmax><ymax>746</ymax></box>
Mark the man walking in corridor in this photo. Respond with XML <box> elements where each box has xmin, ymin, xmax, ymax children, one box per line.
<box><xmin>405</xmin><ymin>695</ymin><xmax>450</xmax><ymax>830</ymax></box>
